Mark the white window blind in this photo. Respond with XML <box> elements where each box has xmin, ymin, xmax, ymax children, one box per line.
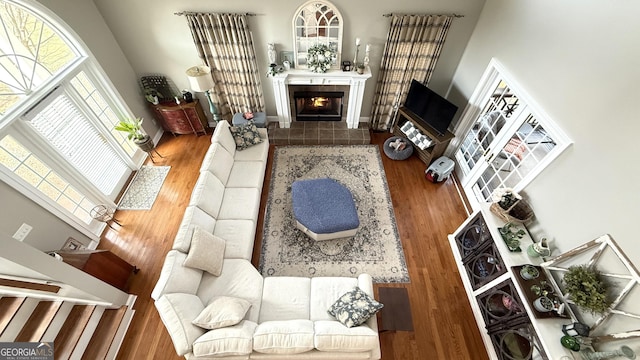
<box><xmin>25</xmin><ymin>91</ymin><xmax>129</xmax><ymax>195</ymax></box>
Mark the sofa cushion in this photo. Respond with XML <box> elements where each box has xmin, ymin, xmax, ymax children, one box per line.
<box><xmin>232</xmin><ymin>128</ymin><xmax>269</xmax><ymax>162</ymax></box>
<box><xmin>197</xmin><ymin>259</ymin><xmax>263</xmax><ymax>323</ymax></box>
<box><xmin>192</xmin><ymin>296</ymin><xmax>252</xmax><ymax>330</ymax></box>
<box><xmin>253</xmin><ymin>320</ymin><xmax>314</xmax><ymax>354</ymax></box>
<box><xmin>309</xmin><ymin>277</ymin><xmax>359</xmax><ymax>321</ymax></box>
<box><xmin>211</xmin><ymin>120</ymin><xmax>236</xmax><ymax>157</ymax></box>
<box><xmin>327</xmin><ymin>287</ymin><xmax>383</xmax><ymax>328</ymax></box>
<box><xmin>183</xmin><ymin>226</ymin><xmax>225</xmax><ymax>276</ymax></box>
<box><xmin>192</xmin><ymin>320</ymin><xmax>257</xmax><ymax>357</ymax></box>
<box><xmin>151</xmin><ymin>250</ymin><xmax>203</xmax><ymax>301</ymax></box>
<box><xmin>260</xmin><ymin>277</ymin><xmax>311</xmax><ymax>322</ymax></box>
<box><xmin>213</xmin><ymin>219</ymin><xmax>256</xmax><ymax>260</ymax></box>
<box><xmin>227</xmin><ymin>160</ymin><xmax>266</xmax><ymax>188</ymax></box>
<box><xmin>155</xmin><ymin>293</ymin><xmax>206</xmax><ymax>356</ymax></box>
<box><xmin>190</xmin><ymin>171</ymin><xmax>225</xmax><ymax>218</ymax></box>
<box><xmin>200</xmin><ymin>142</ymin><xmax>234</xmax><ymax>185</ymax></box>
<box><xmin>314</xmin><ymin>320</ymin><xmax>378</xmax><ymax>352</ymax></box>
<box><xmin>173</xmin><ymin>206</ymin><xmax>216</xmax><ymax>253</ymax></box>
<box><xmin>218</xmin><ymin>187</ymin><xmax>261</xmax><ymax>220</ymax></box>
<box><xmin>230</xmin><ymin>120</ymin><xmax>263</xmax><ymax>150</ymax></box>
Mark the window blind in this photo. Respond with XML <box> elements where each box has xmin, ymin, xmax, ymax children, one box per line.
<box><xmin>27</xmin><ymin>92</ymin><xmax>129</xmax><ymax>195</ymax></box>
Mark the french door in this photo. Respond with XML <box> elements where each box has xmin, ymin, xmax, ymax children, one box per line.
<box><xmin>453</xmin><ymin>60</ymin><xmax>571</xmax><ymax>209</ymax></box>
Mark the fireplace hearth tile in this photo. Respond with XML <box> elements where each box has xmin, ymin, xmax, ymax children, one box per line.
<box><xmin>267</xmin><ymin>121</ymin><xmax>370</xmax><ymax>145</ymax></box>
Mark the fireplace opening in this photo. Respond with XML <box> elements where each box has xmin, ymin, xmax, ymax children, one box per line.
<box><xmin>294</xmin><ymin>91</ymin><xmax>344</xmax><ymax>121</ymax></box>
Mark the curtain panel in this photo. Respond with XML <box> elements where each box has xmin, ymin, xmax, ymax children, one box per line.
<box><xmin>185</xmin><ymin>13</ymin><xmax>265</xmax><ymax>119</ymax></box>
<box><xmin>370</xmin><ymin>15</ymin><xmax>453</xmax><ymax>131</ymax></box>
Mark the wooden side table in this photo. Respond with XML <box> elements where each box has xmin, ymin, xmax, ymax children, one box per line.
<box><xmin>150</xmin><ymin>99</ymin><xmax>208</xmax><ymax>136</ymax></box>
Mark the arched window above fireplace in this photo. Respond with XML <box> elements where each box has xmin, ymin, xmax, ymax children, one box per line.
<box><xmin>292</xmin><ymin>0</ymin><xmax>343</xmax><ymax>70</ymax></box>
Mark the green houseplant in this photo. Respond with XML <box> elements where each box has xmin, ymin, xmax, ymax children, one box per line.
<box><xmin>114</xmin><ymin>117</ymin><xmax>154</xmax><ymax>152</ymax></box>
<box><xmin>563</xmin><ymin>264</ymin><xmax>611</xmax><ymax>315</ymax></box>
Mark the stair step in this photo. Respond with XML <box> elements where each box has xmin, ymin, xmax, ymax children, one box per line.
<box><xmin>0</xmin><ymin>297</ymin><xmax>39</xmax><ymax>341</ymax></box>
<box><xmin>15</xmin><ymin>300</ymin><xmax>63</xmax><ymax>342</ymax></box>
<box><xmin>80</xmin><ymin>306</ymin><xmax>127</xmax><ymax>360</ymax></box>
<box><xmin>53</xmin><ymin>305</ymin><xmax>96</xmax><ymax>360</ymax></box>
<box><xmin>41</xmin><ymin>301</ymin><xmax>75</xmax><ymax>342</ymax></box>
<box><xmin>0</xmin><ymin>297</ymin><xmax>25</xmax><ymax>335</ymax></box>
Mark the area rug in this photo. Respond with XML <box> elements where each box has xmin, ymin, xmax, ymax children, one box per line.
<box><xmin>259</xmin><ymin>145</ymin><xmax>409</xmax><ymax>283</ymax></box>
<box><xmin>117</xmin><ymin>165</ymin><xmax>170</xmax><ymax>210</ymax></box>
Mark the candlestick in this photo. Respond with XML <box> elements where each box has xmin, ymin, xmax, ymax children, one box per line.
<box><xmin>363</xmin><ymin>44</ymin><xmax>370</xmax><ymax>67</ymax></box>
<box><xmin>355</xmin><ymin>38</ymin><xmax>360</xmax><ymax>46</ymax></box>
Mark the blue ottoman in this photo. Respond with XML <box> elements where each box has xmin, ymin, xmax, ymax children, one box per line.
<box><xmin>292</xmin><ymin>178</ymin><xmax>359</xmax><ymax>241</ymax></box>
<box><xmin>232</xmin><ymin>112</ymin><xmax>267</xmax><ymax>128</ymax></box>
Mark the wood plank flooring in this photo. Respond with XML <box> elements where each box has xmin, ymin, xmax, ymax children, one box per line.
<box><xmin>104</xmin><ymin>129</ymin><xmax>489</xmax><ymax>360</ymax></box>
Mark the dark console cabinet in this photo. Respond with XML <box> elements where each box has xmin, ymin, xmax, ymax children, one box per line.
<box><xmin>150</xmin><ymin>99</ymin><xmax>208</xmax><ymax>136</ymax></box>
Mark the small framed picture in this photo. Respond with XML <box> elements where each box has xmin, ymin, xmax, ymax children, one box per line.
<box><xmin>61</xmin><ymin>237</ymin><xmax>85</xmax><ymax>251</ymax></box>
<box><xmin>279</xmin><ymin>51</ymin><xmax>294</xmax><ymax>68</ymax></box>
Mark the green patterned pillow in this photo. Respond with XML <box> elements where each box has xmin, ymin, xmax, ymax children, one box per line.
<box><xmin>230</xmin><ymin>120</ymin><xmax>263</xmax><ymax>150</ymax></box>
<box><xmin>328</xmin><ymin>287</ymin><xmax>384</xmax><ymax>328</ymax></box>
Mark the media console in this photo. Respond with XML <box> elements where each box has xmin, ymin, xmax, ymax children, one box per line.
<box><xmin>392</xmin><ymin>106</ymin><xmax>455</xmax><ymax>165</ymax></box>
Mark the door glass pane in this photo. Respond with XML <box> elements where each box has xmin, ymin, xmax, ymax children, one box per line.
<box><xmin>456</xmin><ymin>80</ymin><xmax>519</xmax><ymax>172</ymax></box>
<box><xmin>472</xmin><ymin>112</ymin><xmax>559</xmax><ymax>202</ymax></box>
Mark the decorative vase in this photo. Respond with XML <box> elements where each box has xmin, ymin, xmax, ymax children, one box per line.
<box><xmin>527</xmin><ymin>238</ymin><xmax>551</xmax><ymax>258</ymax></box>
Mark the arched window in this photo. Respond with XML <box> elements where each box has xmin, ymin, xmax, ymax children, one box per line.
<box><xmin>0</xmin><ymin>0</ymin><xmax>138</xmax><ymax>238</ymax></box>
<box><xmin>292</xmin><ymin>0</ymin><xmax>343</xmax><ymax>69</ymax></box>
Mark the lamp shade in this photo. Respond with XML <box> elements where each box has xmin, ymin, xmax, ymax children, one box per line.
<box><xmin>186</xmin><ymin>65</ymin><xmax>215</xmax><ymax>92</ymax></box>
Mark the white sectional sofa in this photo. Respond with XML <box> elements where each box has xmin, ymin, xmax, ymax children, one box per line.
<box><xmin>152</xmin><ymin>121</ymin><xmax>381</xmax><ymax>359</ymax></box>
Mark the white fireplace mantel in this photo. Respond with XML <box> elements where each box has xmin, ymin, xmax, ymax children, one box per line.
<box><xmin>271</xmin><ymin>68</ymin><xmax>372</xmax><ymax>129</ymax></box>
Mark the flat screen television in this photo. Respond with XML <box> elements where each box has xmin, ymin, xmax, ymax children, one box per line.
<box><xmin>403</xmin><ymin>79</ymin><xmax>458</xmax><ymax>136</ymax></box>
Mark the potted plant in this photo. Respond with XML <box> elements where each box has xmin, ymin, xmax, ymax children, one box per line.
<box><xmin>114</xmin><ymin>117</ymin><xmax>154</xmax><ymax>152</ymax></box>
<box><xmin>563</xmin><ymin>264</ymin><xmax>611</xmax><ymax>315</ymax></box>
<box><xmin>498</xmin><ymin>222</ymin><xmax>525</xmax><ymax>251</ymax></box>
<box><xmin>356</xmin><ymin>63</ymin><xmax>365</xmax><ymax>74</ymax></box>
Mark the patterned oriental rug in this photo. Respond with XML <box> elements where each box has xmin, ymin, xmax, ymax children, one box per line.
<box><xmin>118</xmin><ymin>165</ymin><xmax>170</xmax><ymax>210</ymax></box>
<box><xmin>259</xmin><ymin>145</ymin><xmax>409</xmax><ymax>283</ymax></box>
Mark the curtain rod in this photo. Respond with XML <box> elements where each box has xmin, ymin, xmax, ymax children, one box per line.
<box><xmin>383</xmin><ymin>13</ymin><xmax>464</xmax><ymax>18</ymax></box>
<box><xmin>174</xmin><ymin>11</ymin><xmax>256</xmax><ymax>16</ymax></box>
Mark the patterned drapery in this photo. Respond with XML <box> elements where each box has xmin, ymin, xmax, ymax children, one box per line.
<box><xmin>370</xmin><ymin>15</ymin><xmax>453</xmax><ymax>131</ymax></box>
<box><xmin>185</xmin><ymin>13</ymin><xmax>265</xmax><ymax>119</ymax></box>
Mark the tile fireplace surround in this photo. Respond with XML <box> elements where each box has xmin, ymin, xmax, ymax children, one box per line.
<box><xmin>270</xmin><ymin>67</ymin><xmax>372</xmax><ymax>129</ymax></box>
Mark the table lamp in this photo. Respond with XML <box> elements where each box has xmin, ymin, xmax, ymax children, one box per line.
<box><xmin>186</xmin><ymin>65</ymin><xmax>221</xmax><ymax>123</ymax></box>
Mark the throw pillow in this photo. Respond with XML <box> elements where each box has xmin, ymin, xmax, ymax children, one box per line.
<box><xmin>192</xmin><ymin>296</ymin><xmax>252</xmax><ymax>330</ymax></box>
<box><xmin>230</xmin><ymin>120</ymin><xmax>263</xmax><ymax>151</ymax></box>
<box><xmin>183</xmin><ymin>226</ymin><xmax>225</xmax><ymax>276</ymax></box>
<box><xmin>328</xmin><ymin>287</ymin><xmax>384</xmax><ymax>328</ymax></box>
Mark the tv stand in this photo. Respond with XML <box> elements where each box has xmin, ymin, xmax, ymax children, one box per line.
<box><xmin>392</xmin><ymin>106</ymin><xmax>455</xmax><ymax>165</ymax></box>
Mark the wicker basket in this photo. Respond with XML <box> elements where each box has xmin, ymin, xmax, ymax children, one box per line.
<box><xmin>490</xmin><ymin>201</ymin><xmax>534</xmax><ymax>224</ymax></box>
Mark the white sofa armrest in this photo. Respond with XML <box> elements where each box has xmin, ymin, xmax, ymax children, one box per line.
<box><xmin>155</xmin><ymin>293</ymin><xmax>207</xmax><ymax>356</ymax></box>
<box><xmin>152</xmin><ymin>250</ymin><xmax>203</xmax><ymax>301</ymax></box>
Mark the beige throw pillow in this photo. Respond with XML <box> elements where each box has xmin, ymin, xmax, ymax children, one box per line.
<box><xmin>183</xmin><ymin>226</ymin><xmax>225</xmax><ymax>276</ymax></box>
<box><xmin>192</xmin><ymin>296</ymin><xmax>252</xmax><ymax>330</ymax></box>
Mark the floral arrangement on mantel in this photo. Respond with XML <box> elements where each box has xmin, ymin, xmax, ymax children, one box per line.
<box><xmin>306</xmin><ymin>44</ymin><xmax>335</xmax><ymax>73</ymax></box>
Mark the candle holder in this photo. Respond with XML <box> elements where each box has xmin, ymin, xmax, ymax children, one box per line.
<box><xmin>581</xmin><ymin>345</ymin><xmax>636</xmax><ymax>360</ymax></box>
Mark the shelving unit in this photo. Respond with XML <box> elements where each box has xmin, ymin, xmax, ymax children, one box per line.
<box><xmin>448</xmin><ymin>203</ymin><xmax>575</xmax><ymax>359</ymax></box>
<box><xmin>392</xmin><ymin>106</ymin><xmax>455</xmax><ymax>165</ymax></box>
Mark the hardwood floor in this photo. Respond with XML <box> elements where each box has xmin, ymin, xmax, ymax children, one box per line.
<box><xmin>104</xmin><ymin>130</ymin><xmax>489</xmax><ymax>360</ymax></box>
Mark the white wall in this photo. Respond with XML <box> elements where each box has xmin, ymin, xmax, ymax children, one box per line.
<box><xmin>450</xmin><ymin>0</ymin><xmax>640</xmax><ymax>267</ymax></box>
<box><xmin>91</xmin><ymin>0</ymin><xmax>486</xmax><ymax>121</ymax></box>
